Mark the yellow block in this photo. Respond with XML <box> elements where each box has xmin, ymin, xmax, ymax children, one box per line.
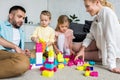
<box><xmin>84</xmin><ymin>71</ymin><xmax>90</xmax><ymax>77</ymax></box>
<box><xmin>58</xmin><ymin>63</ymin><xmax>64</xmax><ymax>69</ymax></box>
<box><xmin>42</xmin><ymin>70</ymin><xmax>54</xmax><ymax>77</ymax></box>
<box><xmin>57</xmin><ymin>53</ymin><xmax>64</xmax><ymax>62</ymax></box>
<box><xmin>76</xmin><ymin>66</ymin><xmax>84</xmax><ymax>71</ymax></box>
<box><xmin>48</xmin><ymin>50</ymin><xmax>54</xmax><ymax>57</ymax></box>
<box><xmin>39</xmin><ymin>38</ymin><xmax>45</xmax><ymax>43</ymax></box>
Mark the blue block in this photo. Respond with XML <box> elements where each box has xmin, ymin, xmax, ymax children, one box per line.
<box><xmin>90</xmin><ymin>66</ymin><xmax>94</xmax><ymax>70</ymax></box>
<box><xmin>54</xmin><ymin>59</ymin><xmax>58</xmax><ymax>66</ymax></box>
<box><xmin>89</xmin><ymin>61</ymin><xmax>95</xmax><ymax>65</ymax></box>
<box><xmin>30</xmin><ymin>58</ymin><xmax>36</xmax><ymax>64</ymax></box>
<box><xmin>45</xmin><ymin>63</ymin><xmax>54</xmax><ymax>69</ymax></box>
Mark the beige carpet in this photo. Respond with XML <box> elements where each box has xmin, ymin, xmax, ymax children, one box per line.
<box><xmin>1</xmin><ymin>61</ymin><xmax>120</xmax><ymax>80</ymax></box>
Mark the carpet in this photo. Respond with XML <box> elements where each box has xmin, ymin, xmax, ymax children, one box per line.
<box><xmin>1</xmin><ymin>61</ymin><xmax>120</xmax><ymax>80</ymax></box>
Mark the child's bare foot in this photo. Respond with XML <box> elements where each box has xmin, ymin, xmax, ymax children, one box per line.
<box><xmin>111</xmin><ymin>68</ymin><xmax>120</xmax><ymax>73</ymax></box>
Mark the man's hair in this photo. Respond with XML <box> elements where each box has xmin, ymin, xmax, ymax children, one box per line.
<box><xmin>9</xmin><ymin>5</ymin><xmax>26</xmax><ymax>13</ymax></box>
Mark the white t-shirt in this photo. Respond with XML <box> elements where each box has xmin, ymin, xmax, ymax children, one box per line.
<box><xmin>12</xmin><ymin>27</ymin><xmax>20</xmax><ymax>52</ymax></box>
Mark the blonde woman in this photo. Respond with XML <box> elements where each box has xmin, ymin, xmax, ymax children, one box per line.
<box><xmin>75</xmin><ymin>0</ymin><xmax>120</xmax><ymax>73</ymax></box>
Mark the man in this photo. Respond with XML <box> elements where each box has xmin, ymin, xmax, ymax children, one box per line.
<box><xmin>0</xmin><ymin>5</ymin><xmax>30</xmax><ymax>78</ymax></box>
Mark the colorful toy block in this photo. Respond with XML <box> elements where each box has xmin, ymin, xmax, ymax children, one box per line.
<box><xmin>89</xmin><ymin>61</ymin><xmax>96</xmax><ymax>65</ymax></box>
<box><xmin>84</xmin><ymin>71</ymin><xmax>90</xmax><ymax>77</ymax></box>
<box><xmin>36</xmin><ymin>43</ymin><xmax>43</xmax><ymax>66</ymax></box>
<box><xmin>76</xmin><ymin>66</ymin><xmax>84</xmax><ymax>71</ymax></box>
<box><xmin>57</xmin><ymin>52</ymin><xmax>64</xmax><ymax>62</ymax></box>
<box><xmin>42</xmin><ymin>70</ymin><xmax>54</xmax><ymax>77</ymax></box>
<box><xmin>90</xmin><ymin>71</ymin><xmax>98</xmax><ymax>77</ymax></box>
<box><xmin>57</xmin><ymin>63</ymin><xmax>65</xmax><ymax>69</ymax></box>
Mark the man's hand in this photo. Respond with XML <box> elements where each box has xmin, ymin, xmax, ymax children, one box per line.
<box><xmin>14</xmin><ymin>45</ymin><xmax>23</xmax><ymax>53</ymax></box>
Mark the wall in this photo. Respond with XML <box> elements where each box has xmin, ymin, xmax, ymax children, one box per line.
<box><xmin>0</xmin><ymin>0</ymin><xmax>120</xmax><ymax>29</ymax></box>
<box><xmin>0</xmin><ymin>0</ymin><xmax>47</xmax><ymax>24</ymax></box>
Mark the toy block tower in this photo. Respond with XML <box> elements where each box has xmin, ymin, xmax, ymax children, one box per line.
<box><xmin>35</xmin><ymin>43</ymin><xmax>43</xmax><ymax>67</ymax></box>
<box><xmin>40</xmin><ymin>49</ymin><xmax>57</xmax><ymax>77</ymax></box>
<box><xmin>29</xmin><ymin>39</ymin><xmax>46</xmax><ymax>69</ymax></box>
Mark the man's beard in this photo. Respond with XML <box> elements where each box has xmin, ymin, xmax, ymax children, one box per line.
<box><xmin>13</xmin><ymin>22</ymin><xmax>22</xmax><ymax>29</ymax></box>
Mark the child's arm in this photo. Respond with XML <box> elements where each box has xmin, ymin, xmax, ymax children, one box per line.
<box><xmin>53</xmin><ymin>42</ymin><xmax>60</xmax><ymax>54</ymax></box>
<box><xmin>46</xmin><ymin>42</ymin><xmax>53</xmax><ymax>47</ymax></box>
<box><xmin>31</xmin><ymin>37</ymin><xmax>39</xmax><ymax>43</ymax></box>
<box><xmin>69</xmin><ymin>41</ymin><xmax>75</xmax><ymax>55</ymax></box>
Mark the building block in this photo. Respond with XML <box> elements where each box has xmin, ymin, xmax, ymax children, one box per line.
<box><xmin>89</xmin><ymin>61</ymin><xmax>96</xmax><ymax>65</ymax></box>
<box><xmin>45</xmin><ymin>63</ymin><xmax>54</xmax><ymax>69</ymax></box>
<box><xmin>48</xmin><ymin>50</ymin><xmax>54</xmax><ymax>62</ymax></box>
<box><xmin>54</xmin><ymin>59</ymin><xmax>59</xmax><ymax>66</ymax></box>
<box><xmin>36</xmin><ymin>43</ymin><xmax>43</xmax><ymax>66</ymax></box>
<box><xmin>84</xmin><ymin>71</ymin><xmax>90</xmax><ymax>77</ymax></box>
<box><xmin>74</xmin><ymin>59</ymin><xmax>84</xmax><ymax>66</ymax></box>
<box><xmin>42</xmin><ymin>70</ymin><xmax>54</xmax><ymax>77</ymax></box>
<box><xmin>76</xmin><ymin>66</ymin><xmax>84</xmax><ymax>71</ymax></box>
<box><xmin>57</xmin><ymin>63</ymin><xmax>64</xmax><ymax>69</ymax></box>
<box><xmin>57</xmin><ymin>52</ymin><xmax>64</xmax><ymax>62</ymax></box>
<box><xmin>67</xmin><ymin>61</ymin><xmax>74</xmax><ymax>66</ymax></box>
<box><xmin>30</xmin><ymin>58</ymin><xmax>36</xmax><ymax>64</ymax></box>
<box><xmin>90</xmin><ymin>71</ymin><xmax>98</xmax><ymax>77</ymax></box>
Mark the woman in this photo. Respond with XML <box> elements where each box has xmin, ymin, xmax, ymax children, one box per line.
<box><xmin>75</xmin><ymin>0</ymin><xmax>120</xmax><ymax>73</ymax></box>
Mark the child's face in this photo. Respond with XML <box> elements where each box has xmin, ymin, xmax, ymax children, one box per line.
<box><xmin>40</xmin><ymin>14</ymin><xmax>50</xmax><ymax>27</ymax></box>
<box><xmin>59</xmin><ymin>22</ymin><xmax>69</xmax><ymax>33</ymax></box>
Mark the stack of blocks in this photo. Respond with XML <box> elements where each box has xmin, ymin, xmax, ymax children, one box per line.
<box><xmin>76</xmin><ymin>61</ymin><xmax>98</xmax><ymax>77</ymax></box>
<box><xmin>57</xmin><ymin>52</ymin><xmax>66</xmax><ymax>69</ymax></box>
<box><xmin>29</xmin><ymin>43</ymin><xmax>43</xmax><ymax>69</ymax></box>
<box><xmin>40</xmin><ymin>50</ymin><xmax>57</xmax><ymax>77</ymax></box>
<box><xmin>29</xmin><ymin>39</ymin><xmax>46</xmax><ymax>69</ymax></box>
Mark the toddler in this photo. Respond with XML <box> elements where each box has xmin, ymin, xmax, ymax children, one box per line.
<box><xmin>54</xmin><ymin>15</ymin><xmax>75</xmax><ymax>56</ymax></box>
<box><xmin>31</xmin><ymin>10</ymin><xmax>55</xmax><ymax>56</ymax></box>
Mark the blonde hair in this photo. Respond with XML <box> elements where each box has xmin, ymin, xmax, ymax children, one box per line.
<box><xmin>55</xmin><ymin>15</ymin><xmax>70</xmax><ymax>31</ymax></box>
<box><xmin>40</xmin><ymin>10</ymin><xmax>51</xmax><ymax>20</ymax></box>
<box><xmin>100</xmin><ymin>0</ymin><xmax>113</xmax><ymax>9</ymax></box>
<box><xmin>85</xmin><ymin>0</ymin><xmax>113</xmax><ymax>9</ymax></box>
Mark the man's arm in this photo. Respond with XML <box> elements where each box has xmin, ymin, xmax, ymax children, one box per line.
<box><xmin>0</xmin><ymin>37</ymin><xmax>23</xmax><ymax>53</ymax></box>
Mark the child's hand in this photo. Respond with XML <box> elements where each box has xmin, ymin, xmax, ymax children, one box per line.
<box><xmin>24</xmin><ymin>49</ymin><xmax>31</xmax><ymax>57</ymax></box>
<box><xmin>70</xmin><ymin>49</ymin><xmax>75</xmax><ymax>55</ymax></box>
<box><xmin>31</xmin><ymin>37</ymin><xmax>39</xmax><ymax>43</ymax></box>
<box><xmin>46</xmin><ymin>42</ymin><xmax>52</xmax><ymax>47</ymax></box>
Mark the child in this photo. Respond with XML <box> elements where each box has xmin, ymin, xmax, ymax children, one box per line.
<box><xmin>75</xmin><ymin>0</ymin><xmax>120</xmax><ymax>73</ymax></box>
<box><xmin>31</xmin><ymin>10</ymin><xmax>55</xmax><ymax>56</ymax></box>
<box><xmin>54</xmin><ymin>15</ymin><xmax>75</xmax><ymax>56</ymax></box>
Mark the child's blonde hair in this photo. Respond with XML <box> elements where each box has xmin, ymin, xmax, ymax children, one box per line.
<box><xmin>55</xmin><ymin>15</ymin><xmax>70</xmax><ymax>31</ymax></box>
<box><xmin>84</xmin><ymin>0</ymin><xmax>113</xmax><ymax>9</ymax></box>
<box><xmin>40</xmin><ymin>10</ymin><xmax>51</xmax><ymax>20</ymax></box>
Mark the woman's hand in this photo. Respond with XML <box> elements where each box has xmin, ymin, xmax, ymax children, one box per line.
<box><xmin>74</xmin><ymin>50</ymin><xmax>85</xmax><ymax>61</ymax></box>
<box><xmin>74</xmin><ymin>46</ymin><xmax>85</xmax><ymax>61</ymax></box>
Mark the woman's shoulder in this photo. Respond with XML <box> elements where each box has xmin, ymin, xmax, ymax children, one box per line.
<box><xmin>102</xmin><ymin>7</ymin><xmax>113</xmax><ymax>14</ymax></box>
